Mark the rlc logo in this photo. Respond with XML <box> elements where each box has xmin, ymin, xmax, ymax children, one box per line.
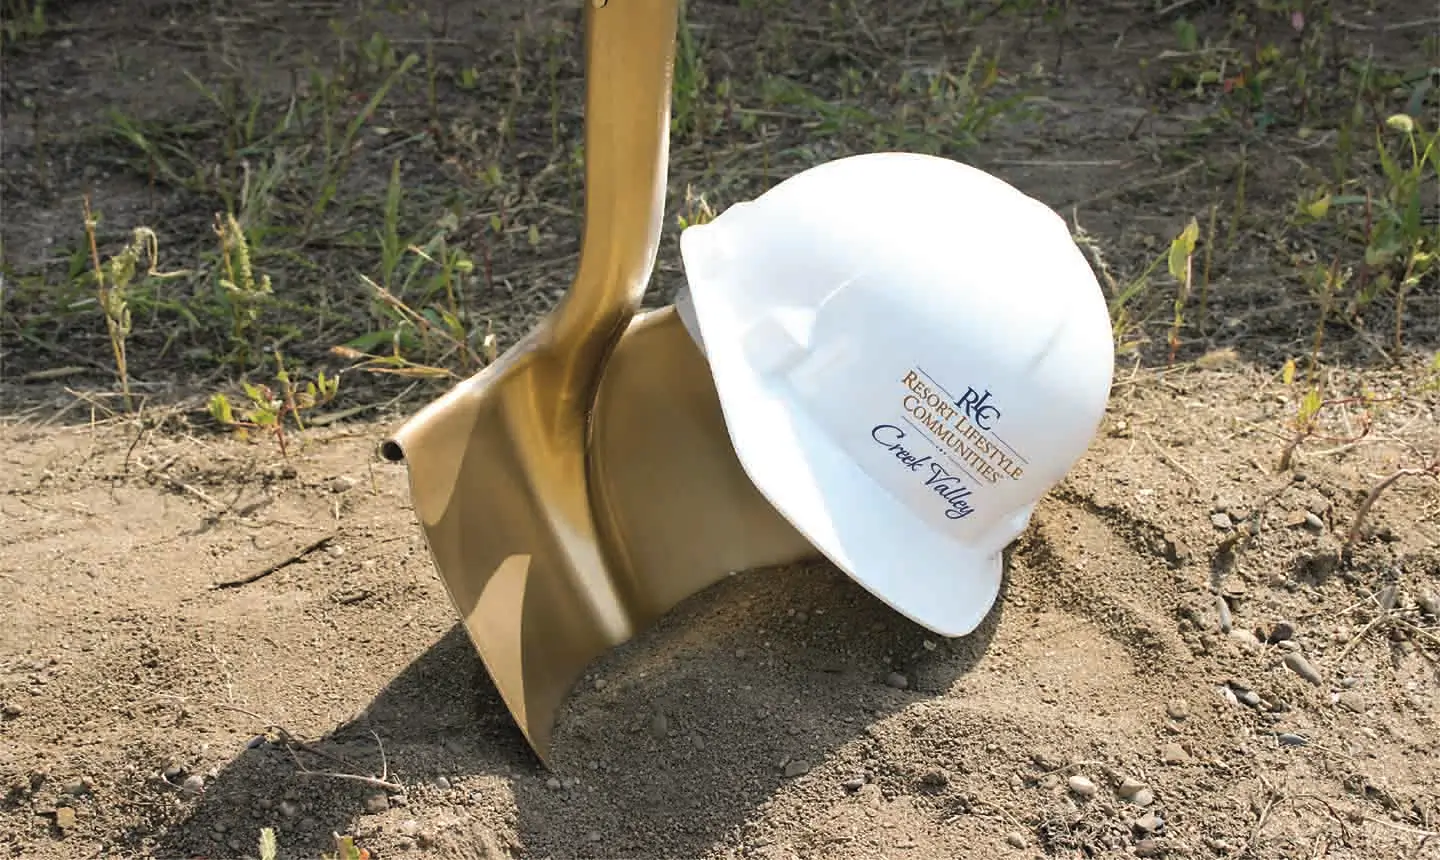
<box><xmin>957</xmin><ymin>386</ymin><xmax>1001</xmax><ymax>430</ymax></box>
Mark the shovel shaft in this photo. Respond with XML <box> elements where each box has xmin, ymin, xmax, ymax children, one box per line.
<box><xmin>549</xmin><ymin>0</ymin><xmax>679</xmax><ymax>362</ymax></box>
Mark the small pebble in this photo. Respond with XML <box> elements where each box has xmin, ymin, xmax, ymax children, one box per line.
<box><xmin>1416</xmin><ymin>589</ymin><xmax>1439</xmax><ymax>617</ymax></box>
<box><xmin>1265</xmin><ymin>621</ymin><xmax>1295</xmax><ymax>643</ymax></box>
<box><xmin>1211</xmin><ymin>512</ymin><xmax>1233</xmax><ymax>530</ymax></box>
<box><xmin>783</xmin><ymin>760</ymin><xmax>811</xmax><ymax>778</ymax></box>
<box><xmin>1006</xmin><ymin>832</ymin><xmax>1028</xmax><ymax>849</ymax></box>
<box><xmin>1117</xmin><ymin>777</ymin><xmax>1146</xmax><ymax>799</ymax></box>
<box><xmin>920</xmin><ymin>768</ymin><xmax>949</xmax><ymax>789</ymax></box>
<box><xmin>162</xmin><ymin>763</ymin><xmax>184</xmax><ymax>781</ymax></box>
<box><xmin>1134</xmin><ymin>812</ymin><xmax>1162</xmax><ymax>833</ymax></box>
<box><xmin>1303</xmin><ymin>512</ymin><xmax>1324</xmax><ymax>531</ymax></box>
<box><xmin>1133</xmin><ymin>788</ymin><xmax>1155</xmax><ymax>807</ymax></box>
<box><xmin>1</xmin><ymin>702</ymin><xmax>22</xmax><ymax>718</ymax></box>
<box><xmin>54</xmin><ymin>807</ymin><xmax>76</xmax><ymax>829</ymax></box>
<box><xmin>1234</xmin><ymin>687</ymin><xmax>1261</xmax><ymax>708</ymax></box>
<box><xmin>1338</xmin><ymin>692</ymin><xmax>1365</xmax><ymax>713</ymax></box>
<box><xmin>1161</xmin><ymin>743</ymin><xmax>1189</xmax><ymax>764</ymax></box>
<box><xmin>1229</xmin><ymin>629</ymin><xmax>1261</xmax><ymax>651</ymax></box>
<box><xmin>1135</xmin><ymin>837</ymin><xmax>1162</xmax><ymax>857</ymax></box>
<box><xmin>842</xmin><ymin>777</ymin><xmax>865</xmax><ymax>792</ymax></box>
<box><xmin>1165</xmin><ymin>699</ymin><xmax>1189</xmax><ymax>721</ymax></box>
<box><xmin>587</xmin><ymin>831</ymin><xmax>602</xmax><ymax>843</ymax></box>
<box><xmin>1068</xmin><ymin>775</ymin><xmax>1098</xmax><ymax>798</ymax></box>
<box><xmin>546</xmin><ymin>777</ymin><xmax>562</xmax><ymax>790</ymax></box>
<box><xmin>181</xmin><ymin>775</ymin><xmax>204</xmax><ymax>795</ymax></box>
<box><xmin>1215</xmin><ymin>597</ymin><xmax>1232</xmax><ymax>633</ymax></box>
<box><xmin>362</xmin><ymin>793</ymin><xmax>389</xmax><ymax>814</ymax></box>
<box><xmin>885</xmin><ymin>672</ymin><xmax>909</xmax><ymax>690</ymax></box>
<box><xmin>330</xmin><ymin>476</ymin><xmax>358</xmax><ymax>493</ymax></box>
<box><xmin>398</xmin><ymin>819</ymin><xmax>420</xmax><ymax>837</ymax></box>
<box><xmin>434</xmin><ymin>776</ymin><xmax>451</xmax><ymax>790</ymax></box>
<box><xmin>1277</xmin><ymin>732</ymin><xmax>1308</xmax><ymax>747</ymax></box>
<box><xmin>1283</xmin><ymin>652</ymin><xmax>1323</xmax><ymax>686</ymax></box>
<box><xmin>649</xmin><ymin>712</ymin><xmax>669</xmax><ymax>738</ymax></box>
<box><xmin>279</xmin><ymin>800</ymin><xmax>299</xmax><ymax>818</ymax></box>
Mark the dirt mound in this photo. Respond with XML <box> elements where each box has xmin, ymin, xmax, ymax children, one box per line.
<box><xmin>2</xmin><ymin>363</ymin><xmax>1437</xmax><ymax>859</ymax></box>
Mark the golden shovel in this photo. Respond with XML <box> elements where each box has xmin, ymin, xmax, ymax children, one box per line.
<box><xmin>379</xmin><ymin>0</ymin><xmax>815</xmax><ymax>766</ymax></box>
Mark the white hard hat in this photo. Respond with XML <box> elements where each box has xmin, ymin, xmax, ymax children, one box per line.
<box><xmin>674</xmin><ymin>152</ymin><xmax>1115</xmax><ymax>637</ymax></box>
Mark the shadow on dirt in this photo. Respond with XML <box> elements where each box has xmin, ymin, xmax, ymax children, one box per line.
<box><xmin>153</xmin><ymin>557</ymin><xmax>1007</xmax><ymax>859</ymax></box>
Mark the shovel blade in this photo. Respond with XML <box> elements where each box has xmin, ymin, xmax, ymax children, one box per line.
<box><xmin>589</xmin><ymin>306</ymin><xmax>818</xmax><ymax>623</ymax></box>
<box><xmin>383</xmin><ymin>308</ymin><xmax>818</xmax><ymax>765</ymax></box>
<box><xmin>382</xmin><ymin>332</ymin><xmax>633</xmax><ymax>762</ymax></box>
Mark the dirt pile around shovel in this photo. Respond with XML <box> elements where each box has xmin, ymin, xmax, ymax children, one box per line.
<box><xmin>2</xmin><ymin>363</ymin><xmax>1437</xmax><ymax>859</ymax></box>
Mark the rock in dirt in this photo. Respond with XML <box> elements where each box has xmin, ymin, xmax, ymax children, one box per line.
<box><xmin>1282</xmin><ymin>652</ymin><xmax>1323</xmax><ymax>686</ymax></box>
<box><xmin>180</xmin><ymin>775</ymin><xmax>204</xmax><ymax>795</ymax></box>
<box><xmin>919</xmin><ymin>768</ymin><xmax>949</xmax><ymax>789</ymax></box>
<box><xmin>362</xmin><ymin>793</ymin><xmax>389</xmax><ymax>814</ymax></box>
<box><xmin>842</xmin><ymin>777</ymin><xmax>865</xmax><ymax>792</ymax></box>
<box><xmin>64</xmin><ymin>778</ymin><xmax>92</xmax><ymax>796</ymax></box>
<box><xmin>1229</xmin><ymin>629</ymin><xmax>1261</xmax><ymax>651</ymax></box>
<box><xmin>1417</xmin><ymin>589</ymin><xmax>1440</xmax><ymax>618</ymax></box>
<box><xmin>1135</xmin><ymin>837</ymin><xmax>1162</xmax><ymax>857</ymax></box>
<box><xmin>1006</xmin><ymin>832</ymin><xmax>1028</xmax><ymax>848</ymax></box>
<box><xmin>279</xmin><ymin>800</ymin><xmax>299</xmax><ymax>818</ymax></box>
<box><xmin>1134</xmin><ymin>812</ymin><xmax>1162</xmax><ymax>833</ymax></box>
<box><xmin>783</xmin><ymin>760</ymin><xmax>811</xmax><ymax>778</ymax></box>
<box><xmin>54</xmin><ymin>807</ymin><xmax>76</xmax><ymax>830</ymax></box>
<box><xmin>1303</xmin><ymin>512</ymin><xmax>1324</xmax><ymax>531</ymax></box>
<box><xmin>1262</xmin><ymin>621</ymin><xmax>1295</xmax><ymax>643</ymax></box>
<box><xmin>1277</xmin><ymin>732</ymin><xmax>1308</xmax><ymax>747</ymax></box>
<box><xmin>648</xmin><ymin>712</ymin><xmax>669</xmax><ymax>738</ymax></box>
<box><xmin>1068</xmin><ymin>775</ymin><xmax>1098</xmax><ymax>798</ymax></box>
<box><xmin>1160</xmin><ymin>743</ymin><xmax>1189</xmax><ymax>765</ymax></box>
<box><xmin>1166</xmin><ymin>699</ymin><xmax>1189</xmax><ymax>721</ymax></box>
<box><xmin>1215</xmin><ymin>596</ymin><xmax>1232</xmax><ymax>632</ymax></box>
<box><xmin>1133</xmin><ymin>788</ymin><xmax>1156</xmax><ymax>807</ymax></box>
<box><xmin>1211</xmin><ymin>513</ymin><xmax>1233</xmax><ymax>530</ymax></box>
<box><xmin>433</xmin><ymin>776</ymin><xmax>451</xmax><ymax>790</ymax></box>
<box><xmin>1232</xmin><ymin>685</ymin><xmax>1261</xmax><ymax>708</ymax></box>
<box><xmin>1117</xmin><ymin>777</ymin><xmax>1146</xmax><ymax>800</ymax></box>
<box><xmin>885</xmin><ymin>672</ymin><xmax>909</xmax><ymax>690</ymax></box>
<box><xmin>1338</xmin><ymin>692</ymin><xmax>1366</xmax><ymax>713</ymax></box>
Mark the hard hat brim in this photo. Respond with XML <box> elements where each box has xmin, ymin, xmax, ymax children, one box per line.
<box><xmin>679</xmin><ymin>231</ymin><xmax>1005</xmax><ymax>639</ymax></box>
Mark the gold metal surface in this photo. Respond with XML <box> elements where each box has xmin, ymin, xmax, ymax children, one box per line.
<box><xmin>380</xmin><ymin>0</ymin><xmax>815</xmax><ymax>766</ymax></box>
<box><xmin>588</xmin><ymin>305</ymin><xmax>816</xmax><ymax>621</ymax></box>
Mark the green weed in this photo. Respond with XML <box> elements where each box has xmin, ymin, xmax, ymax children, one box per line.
<box><xmin>0</xmin><ymin>0</ymin><xmax>45</xmax><ymax>44</ymax></box>
<box><xmin>1293</xmin><ymin>112</ymin><xmax>1439</xmax><ymax>350</ymax></box>
<box><xmin>209</xmin><ymin>349</ymin><xmax>340</xmax><ymax>458</ymax></box>
<box><xmin>80</xmin><ymin>199</ymin><xmax>187</xmax><ymax>411</ymax></box>
<box><xmin>213</xmin><ymin>211</ymin><xmax>274</xmax><ymax>373</ymax></box>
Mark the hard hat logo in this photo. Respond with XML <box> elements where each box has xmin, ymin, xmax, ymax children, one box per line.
<box><xmin>957</xmin><ymin>386</ymin><xmax>1002</xmax><ymax>430</ymax></box>
<box><xmin>897</xmin><ymin>369</ymin><xmax>1027</xmax><ymax>486</ymax></box>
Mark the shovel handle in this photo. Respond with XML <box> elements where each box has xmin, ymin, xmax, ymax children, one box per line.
<box><xmin>549</xmin><ymin>0</ymin><xmax>679</xmax><ymax>353</ymax></box>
